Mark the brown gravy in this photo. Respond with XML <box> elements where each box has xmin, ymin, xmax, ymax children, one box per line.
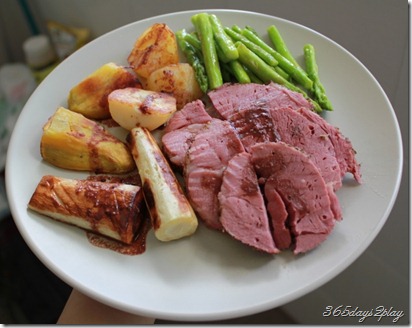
<box><xmin>87</xmin><ymin>216</ymin><xmax>152</xmax><ymax>255</ymax></box>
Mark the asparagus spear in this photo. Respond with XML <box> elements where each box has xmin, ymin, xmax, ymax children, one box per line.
<box><xmin>176</xmin><ymin>29</ymin><xmax>209</xmax><ymax>93</ymax></box>
<box><xmin>184</xmin><ymin>32</ymin><xmax>202</xmax><ymax>51</ymax></box>
<box><xmin>242</xmin><ymin>65</ymin><xmax>263</xmax><ymax>84</ymax></box>
<box><xmin>228</xmin><ymin>60</ymin><xmax>251</xmax><ymax>84</ymax></box>
<box><xmin>236</xmin><ymin>42</ymin><xmax>295</xmax><ymax>89</ymax></box>
<box><xmin>241</xmin><ymin>28</ymin><xmax>313</xmax><ymax>90</ymax></box>
<box><xmin>304</xmin><ymin>43</ymin><xmax>333</xmax><ymax>111</ymax></box>
<box><xmin>267</xmin><ymin>25</ymin><xmax>301</xmax><ymax>69</ymax></box>
<box><xmin>209</xmin><ymin>14</ymin><xmax>239</xmax><ymax>63</ymax></box>
<box><xmin>274</xmin><ymin>66</ymin><xmax>290</xmax><ymax>80</ymax></box>
<box><xmin>184</xmin><ymin>29</ymin><xmax>251</xmax><ymax>85</ymax></box>
<box><xmin>191</xmin><ymin>13</ymin><xmax>223</xmax><ymax>90</ymax></box>
<box><xmin>225</xmin><ymin>27</ymin><xmax>279</xmax><ymax>67</ymax></box>
<box><xmin>219</xmin><ymin>61</ymin><xmax>234</xmax><ymax>82</ymax></box>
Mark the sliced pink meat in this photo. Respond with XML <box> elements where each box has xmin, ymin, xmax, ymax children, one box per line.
<box><xmin>251</xmin><ymin>142</ymin><xmax>336</xmax><ymax>254</ymax></box>
<box><xmin>298</xmin><ymin>108</ymin><xmax>362</xmax><ymax>183</ymax></box>
<box><xmin>218</xmin><ymin>152</ymin><xmax>279</xmax><ymax>254</ymax></box>
<box><xmin>208</xmin><ymin>82</ymin><xmax>313</xmax><ymax>120</ymax></box>
<box><xmin>164</xmin><ymin>99</ymin><xmax>212</xmax><ymax>133</ymax></box>
<box><xmin>226</xmin><ymin>107</ymin><xmax>279</xmax><ymax>152</ymax></box>
<box><xmin>270</xmin><ymin>107</ymin><xmax>342</xmax><ymax>191</ymax></box>
<box><xmin>161</xmin><ymin>123</ymin><xmax>206</xmax><ymax>168</ymax></box>
<box><xmin>185</xmin><ymin>119</ymin><xmax>245</xmax><ymax>230</ymax></box>
<box><xmin>159</xmin><ymin>81</ymin><xmax>362</xmax><ymax>256</ymax></box>
<box><xmin>264</xmin><ymin>180</ymin><xmax>291</xmax><ymax>250</ymax></box>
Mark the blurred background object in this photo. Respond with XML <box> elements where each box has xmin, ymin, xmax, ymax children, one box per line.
<box><xmin>22</xmin><ymin>34</ymin><xmax>58</xmax><ymax>83</ymax></box>
<box><xmin>0</xmin><ymin>0</ymin><xmax>408</xmax><ymax>324</ymax></box>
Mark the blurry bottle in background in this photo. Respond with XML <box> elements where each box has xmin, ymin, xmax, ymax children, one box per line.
<box><xmin>0</xmin><ymin>63</ymin><xmax>37</xmax><ymax>171</ymax></box>
<box><xmin>47</xmin><ymin>21</ymin><xmax>90</xmax><ymax>61</ymax></box>
<box><xmin>22</xmin><ymin>34</ymin><xmax>59</xmax><ymax>83</ymax></box>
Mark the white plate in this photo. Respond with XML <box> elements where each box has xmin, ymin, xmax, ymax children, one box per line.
<box><xmin>6</xmin><ymin>9</ymin><xmax>402</xmax><ymax>321</ymax></box>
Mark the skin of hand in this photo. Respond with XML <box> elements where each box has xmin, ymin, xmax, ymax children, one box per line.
<box><xmin>57</xmin><ymin>289</ymin><xmax>155</xmax><ymax>325</ymax></box>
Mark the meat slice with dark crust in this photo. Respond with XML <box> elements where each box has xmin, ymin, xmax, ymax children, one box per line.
<box><xmin>225</xmin><ymin>107</ymin><xmax>279</xmax><ymax>152</ymax></box>
<box><xmin>251</xmin><ymin>142</ymin><xmax>336</xmax><ymax>254</ymax></box>
<box><xmin>185</xmin><ymin>119</ymin><xmax>245</xmax><ymax>230</ymax></box>
<box><xmin>218</xmin><ymin>152</ymin><xmax>279</xmax><ymax>254</ymax></box>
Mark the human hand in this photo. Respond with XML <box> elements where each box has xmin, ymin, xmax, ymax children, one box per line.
<box><xmin>57</xmin><ymin>289</ymin><xmax>155</xmax><ymax>325</ymax></box>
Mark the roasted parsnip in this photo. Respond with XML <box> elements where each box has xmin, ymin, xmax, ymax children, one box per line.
<box><xmin>128</xmin><ymin>127</ymin><xmax>198</xmax><ymax>241</ymax></box>
<box><xmin>28</xmin><ymin>175</ymin><xmax>144</xmax><ymax>244</ymax></box>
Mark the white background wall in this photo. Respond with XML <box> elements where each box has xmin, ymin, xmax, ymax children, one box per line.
<box><xmin>1</xmin><ymin>0</ymin><xmax>408</xmax><ymax>324</ymax></box>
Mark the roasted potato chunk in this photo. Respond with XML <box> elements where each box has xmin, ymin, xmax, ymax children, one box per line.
<box><xmin>41</xmin><ymin>107</ymin><xmax>135</xmax><ymax>173</ymax></box>
<box><xmin>68</xmin><ymin>62</ymin><xmax>140</xmax><ymax>120</ymax></box>
<box><xmin>146</xmin><ymin>63</ymin><xmax>203</xmax><ymax>110</ymax></box>
<box><xmin>108</xmin><ymin>87</ymin><xmax>176</xmax><ymax>131</ymax></box>
<box><xmin>127</xmin><ymin>23</ymin><xmax>179</xmax><ymax>79</ymax></box>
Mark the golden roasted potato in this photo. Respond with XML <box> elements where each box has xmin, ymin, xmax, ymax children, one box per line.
<box><xmin>41</xmin><ymin>107</ymin><xmax>135</xmax><ymax>173</ymax></box>
<box><xmin>108</xmin><ymin>87</ymin><xmax>177</xmax><ymax>131</ymax></box>
<box><xmin>127</xmin><ymin>23</ymin><xmax>179</xmax><ymax>79</ymax></box>
<box><xmin>146</xmin><ymin>63</ymin><xmax>203</xmax><ymax>110</ymax></box>
<box><xmin>68</xmin><ymin>62</ymin><xmax>140</xmax><ymax>120</ymax></box>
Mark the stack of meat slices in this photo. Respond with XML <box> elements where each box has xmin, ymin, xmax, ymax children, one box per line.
<box><xmin>162</xmin><ymin>83</ymin><xmax>362</xmax><ymax>254</ymax></box>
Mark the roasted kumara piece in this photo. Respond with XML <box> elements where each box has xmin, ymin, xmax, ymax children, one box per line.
<box><xmin>127</xmin><ymin>23</ymin><xmax>179</xmax><ymax>79</ymax></box>
<box><xmin>68</xmin><ymin>62</ymin><xmax>140</xmax><ymax>120</ymax></box>
<box><xmin>41</xmin><ymin>107</ymin><xmax>135</xmax><ymax>173</ymax></box>
<box><xmin>28</xmin><ymin>175</ymin><xmax>145</xmax><ymax>244</ymax></box>
<box><xmin>128</xmin><ymin>127</ymin><xmax>198</xmax><ymax>242</ymax></box>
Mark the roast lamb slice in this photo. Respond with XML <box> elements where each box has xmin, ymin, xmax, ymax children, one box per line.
<box><xmin>208</xmin><ymin>82</ymin><xmax>313</xmax><ymax>120</ymax></box>
<box><xmin>298</xmin><ymin>108</ymin><xmax>362</xmax><ymax>183</ymax></box>
<box><xmin>224</xmin><ymin>107</ymin><xmax>279</xmax><ymax>152</ymax></box>
<box><xmin>251</xmin><ymin>142</ymin><xmax>336</xmax><ymax>254</ymax></box>
<box><xmin>185</xmin><ymin>119</ymin><xmax>245</xmax><ymax>230</ymax></box>
<box><xmin>219</xmin><ymin>152</ymin><xmax>279</xmax><ymax>254</ymax></box>
<box><xmin>161</xmin><ymin>123</ymin><xmax>206</xmax><ymax>168</ymax></box>
<box><xmin>263</xmin><ymin>181</ymin><xmax>291</xmax><ymax>250</ymax></box>
<box><xmin>164</xmin><ymin>99</ymin><xmax>212</xmax><ymax>133</ymax></box>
